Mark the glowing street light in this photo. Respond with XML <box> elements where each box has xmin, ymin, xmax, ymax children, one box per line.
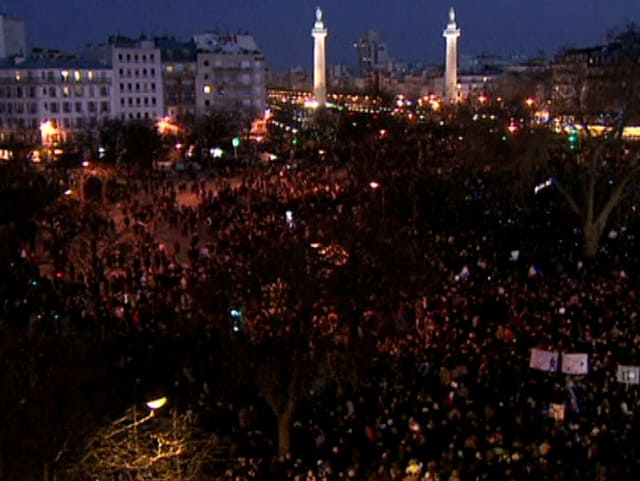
<box><xmin>146</xmin><ymin>396</ymin><xmax>167</xmax><ymax>411</ymax></box>
<box><xmin>369</xmin><ymin>181</ymin><xmax>385</xmax><ymax>217</ymax></box>
<box><xmin>525</xmin><ymin>97</ymin><xmax>535</xmax><ymax>108</ymax></box>
<box><xmin>232</xmin><ymin>137</ymin><xmax>240</xmax><ymax>160</ymax></box>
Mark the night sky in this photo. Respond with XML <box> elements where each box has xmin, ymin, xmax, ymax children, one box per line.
<box><xmin>8</xmin><ymin>0</ymin><xmax>640</xmax><ymax>69</ymax></box>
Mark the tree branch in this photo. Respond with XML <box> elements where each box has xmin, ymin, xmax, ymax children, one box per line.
<box><xmin>554</xmin><ymin>180</ymin><xmax>583</xmax><ymax>218</ymax></box>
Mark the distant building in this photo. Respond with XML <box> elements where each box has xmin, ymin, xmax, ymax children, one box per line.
<box><xmin>193</xmin><ymin>33</ymin><xmax>266</xmax><ymax>115</ymax></box>
<box><xmin>267</xmin><ymin>67</ymin><xmax>312</xmax><ymax>92</ymax></box>
<box><xmin>0</xmin><ymin>57</ymin><xmax>112</xmax><ymax>143</ymax></box>
<box><xmin>0</xmin><ymin>14</ymin><xmax>26</xmax><ymax>58</ymax></box>
<box><xmin>157</xmin><ymin>37</ymin><xmax>197</xmax><ymax>119</ymax></box>
<box><xmin>552</xmin><ymin>44</ymin><xmax>629</xmax><ymax>115</ymax></box>
<box><xmin>354</xmin><ymin>30</ymin><xmax>390</xmax><ymax>76</ymax></box>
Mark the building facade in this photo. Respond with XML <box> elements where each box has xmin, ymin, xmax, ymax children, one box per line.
<box><xmin>158</xmin><ymin>38</ymin><xmax>197</xmax><ymax>119</ymax></box>
<box><xmin>109</xmin><ymin>36</ymin><xmax>164</xmax><ymax>121</ymax></box>
<box><xmin>552</xmin><ymin>45</ymin><xmax>630</xmax><ymax>116</ymax></box>
<box><xmin>194</xmin><ymin>33</ymin><xmax>266</xmax><ymax>115</ymax></box>
<box><xmin>0</xmin><ymin>58</ymin><xmax>112</xmax><ymax>143</ymax></box>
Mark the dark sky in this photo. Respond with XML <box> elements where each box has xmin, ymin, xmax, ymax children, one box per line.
<box><xmin>7</xmin><ymin>0</ymin><xmax>640</xmax><ymax>69</ymax></box>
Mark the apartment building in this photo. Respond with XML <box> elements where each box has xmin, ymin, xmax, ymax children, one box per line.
<box><xmin>108</xmin><ymin>35</ymin><xmax>164</xmax><ymax>121</ymax></box>
<box><xmin>0</xmin><ymin>57</ymin><xmax>112</xmax><ymax>143</ymax></box>
<box><xmin>194</xmin><ymin>33</ymin><xmax>266</xmax><ymax>115</ymax></box>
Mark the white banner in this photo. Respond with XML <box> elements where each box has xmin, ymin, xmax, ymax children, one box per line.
<box><xmin>530</xmin><ymin>348</ymin><xmax>559</xmax><ymax>372</ymax></box>
<box><xmin>561</xmin><ymin>353</ymin><xmax>589</xmax><ymax>375</ymax></box>
<box><xmin>617</xmin><ymin>365</ymin><xmax>640</xmax><ymax>384</ymax></box>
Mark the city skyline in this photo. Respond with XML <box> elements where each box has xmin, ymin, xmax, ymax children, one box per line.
<box><xmin>6</xmin><ymin>0</ymin><xmax>640</xmax><ymax>69</ymax></box>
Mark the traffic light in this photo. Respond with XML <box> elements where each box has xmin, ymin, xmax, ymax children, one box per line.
<box><xmin>568</xmin><ymin>129</ymin><xmax>579</xmax><ymax>151</ymax></box>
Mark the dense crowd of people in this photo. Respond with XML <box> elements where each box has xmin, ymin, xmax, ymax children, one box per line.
<box><xmin>2</xmin><ymin>130</ymin><xmax>640</xmax><ymax>481</ymax></box>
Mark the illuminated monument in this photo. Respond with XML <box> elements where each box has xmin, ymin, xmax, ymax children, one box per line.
<box><xmin>311</xmin><ymin>6</ymin><xmax>328</xmax><ymax>107</ymax></box>
<box><xmin>442</xmin><ymin>7</ymin><xmax>461</xmax><ymax>103</ymax></box>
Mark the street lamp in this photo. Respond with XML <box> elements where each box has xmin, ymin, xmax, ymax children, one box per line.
<box><xmin>369</xmin><ymin>181</ymin><xmax>385</xmax><ymax>217</ymax></box>
<box><xmin>146</xmin><ymin>396</ymin><xmax>167</xmax><ymax>411</ymax></box>
<box><xmin>232</xmin><ymin>137</ymin><xmax>240</xmax><ymax>160</ymax></box>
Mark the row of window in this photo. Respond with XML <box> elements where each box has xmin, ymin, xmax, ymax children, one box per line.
<box><xmin>117</xmin><ymin>52</ymin><xmax>156</xmax><ymax>63</ymax></box>
<box><xmin>44</xmin><ymin>101</ymin><xmax>109</xmax><ymax>114</ymax></box>
<box><xmin>119</xmin><ymin>111</ymin><xmax>158</xmax><ymax>120</ymax></box>
<box><xmin>0</xmin><ymin>103</ymin><xmax>37</xmax><ymax>114</ymax></box>
<box><xmin>203</xmin><ymin>98</ymin><xmax>261</xmax><ymax>108</ymax></box>
<box><xmin>0</xmin><ymin>85</ymin><xmax>110</xmax><ymax>98</ymax></box>
<box><xmin>53</xmin><ymin>86</ymin><xmax>110</xmax><ymax>98</ymax></box>
<box><xmin>119</xmin><ymin>97</ymin><xmax>157</xmax><ymax>107</ymax></box>
<box><xmin>0</xmin><ymin>101</ymin><xmax>109</xmax><ymax>115</ymax></box>
<box><xmin>11</xmin><ymin>70</ymin><xmax>108</xmax><ymax>82</ymax></box>
<box><xmin>0</xmin><ymin>116</ymin><xmax>101</xmax><ymax>129</ymax></box>
<box><xmin>117</xmin><ymin>68</ymin><xmax>156</xmax><ymax>78</ymax></box>
<box><xmin>166</xmin><ymin>94</ymin><xmax>196</xmax><ymax>104</ymax></box>
<box><xmin>0</xmin><ymin>102</ymin><xmax>108</xmax><ymax>115</ymax></box>
<box><xmin>202</xmin><ymin>86</ymin><xmax>263</xmax><ymax>97</ymax></box>
<box><xmin>200</xmin><ymin>59</ymin><xmax>257</xmax><ymax>69</ymax></box>
<box><xmin>119</xmin><ymin>82</ymin><xmax>157</xmax><ymax>93</ymax></box>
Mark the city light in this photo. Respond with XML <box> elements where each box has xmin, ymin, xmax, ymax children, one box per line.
<box><xmin>534</xmin><ymin>178</ymin><xmax>555</xmax><ymax>194</ymax></box>
<box><xmin>146</xmin><ymin>397</ymin><xmax>167</xmax><ymax>410</ymax></box>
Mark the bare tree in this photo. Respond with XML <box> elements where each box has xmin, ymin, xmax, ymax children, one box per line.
<box><xmin>553</xmin><ymin>130</ymin><xmax>640</xmax><ymax>257</ymax></box>
<box><xmin>61</xmin><ymin>408</ymin><xmax>220</xmax><ymax>481</ymax></box>
<box><xmin>550</xmin><ymin>24</ymin><xmax>640</xmax><ymax>257</ymax></box>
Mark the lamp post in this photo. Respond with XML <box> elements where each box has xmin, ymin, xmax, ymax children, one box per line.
<box><xmin>232</xmin><ymin>136</ymin><xmax>240</xmax><ymax>160</ymax></box>
<box><xmin>369</xmin><ymin>181</ymin><xmax>385</xmax><ymax>218</ymax></box>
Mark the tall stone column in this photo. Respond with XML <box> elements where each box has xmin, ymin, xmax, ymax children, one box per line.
<box><xmin>442</xmin><ymin>7</ymin><xmax>461</xmax><ymax>103</ymax></box>
<box><xmin>312</xmin><ymin>7</ymin><xmax>328</xmax><ymax>107</ymax></box>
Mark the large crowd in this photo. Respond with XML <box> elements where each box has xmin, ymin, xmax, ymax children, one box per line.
<box><xmin>2</xmin><ymin>137</ymin><xmax>640</xmax><ymax>481</ymax></box>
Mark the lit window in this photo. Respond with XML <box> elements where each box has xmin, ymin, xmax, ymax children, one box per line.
<box><xmin>204</xmin><ymin>85</ymin><xmax>211</xmax><ymax>94</ymax></box>
<box><xmin>61</xmin><ymin>70</ymin><xmax>69</xmax><ymax>80</ymax></box>
<box><xmin>74</xmin><ymin>71</ymin><xmax>81</xmax><ymax>81</ymax></box>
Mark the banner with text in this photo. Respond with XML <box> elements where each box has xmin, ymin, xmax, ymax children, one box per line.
<box><xmin>530</xmin><ymin>348</ymin><xmax>559</xmax><ymax>372</ymax></box>
<box><xmin>561</xmin><ymin>353</ymin><xmax>589</xmax><ymax>375</ymax></box>
<box><xmin>617</xmin><ymin>365</ymin><xmax>640</xmax><ymax>384</ymax></box>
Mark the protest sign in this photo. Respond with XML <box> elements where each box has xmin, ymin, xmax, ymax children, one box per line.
<box><xmin>617</xmin><ymin>365</ymin><xmax>640</xmax><ymax>384</ymax></box>
<box><xmin>530</xmin><ymin>348</ymin><xmax>559</xmax><ymax>372</ymax></box>
<box><xmin>562</xmin><ymin>353</ymin><xmax>589</xmax><ymax>375</ymax></box>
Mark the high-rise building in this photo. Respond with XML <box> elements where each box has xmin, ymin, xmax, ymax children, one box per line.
<box><xmin>311</xmin><ymin>7</ymin><xmax>328</xmax><ymax>107</ymax></box>
<box><xmin>0</xmin><ymin>14</ymin><xmax>26</xmax><ymax>59</ymax></box>
<box><xmin>442</xmin><ymin>7</ymin><xmax>461</xmax><ymax>103</ymax></box>
<box><xmin>354</xmin><ymin>30</ymin><xmax>390</xmax><ymax>76</ymax></box>
<box><xmin>194</xmin><ymin>33</ymin><xmax>266</xmax><ymax>115</ymax></box>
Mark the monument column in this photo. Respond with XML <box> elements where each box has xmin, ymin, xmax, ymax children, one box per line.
<box><xmin>312</xmin><ymin>7</ymin><xmax>328</xmax><ymax>107</ymax></box>
<box><xmin>442</xmin><ymin>7</ymin><xmax>461</xmax><ymax>103</ymax></box>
